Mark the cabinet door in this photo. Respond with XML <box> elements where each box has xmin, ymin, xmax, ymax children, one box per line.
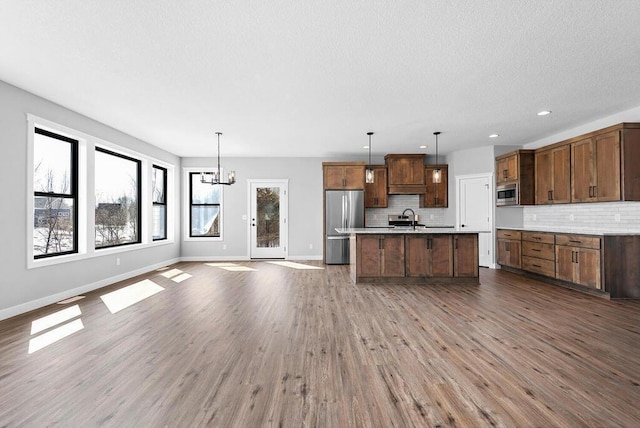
<box><xmin>555</xmin><ymin>246</ymin><xmax>576</xmax><ymax>283</ymax></box>
<box><xmin>497</xmin><ymin>239</ymin><xmax>510</xmax><ymax>266</ymax></box>
<box><xmin>497</xmin><ymin>239</ymin><xmax>521</xmax><ymax>268</ymax></box>
<box><xmin>571</xmin><ymin>138</ymin><xmax>596</xmax><ymax>202</ymax></box>
<box><xmin>358</xmin><ymin>235</ymin><xmax>381</xmax><ymax>276</ymax></box>
<box><xmin>505</xmin><ymin>154</ymin><xmax>518</xmax><ymax>181</ymax></box>
<box><xmin>381</xmin><ymin>235</ymin><xmax>405</xmax><ymax>277</ymax></box>
<box><xmin>364</xmin><ymin>167</ymin><xmax>387</xmax><ymax>208</ymax></box>
<box><xmin>496</xmin><ymin>158</ymin><xmax>507</xmax><ymax>184</ymax></box>
<box><xmin>431</xmin><ymin>235</ymin><xmax>454</xmax><ymax>277</ymax></box>
<box><xmin>405</xmin><ymin>235</ymin><xmax>429</xmax><ymax>277</ymax></box>
<box><xmin>535</xmin><ymin>150</ymin><xmax>552</xmax><ymax>204</ymax></box>
<box><xmin>551</xmin><ymin>145</ymin><xmax>571</xmax><ymax>203</ymax></box>
<box><xmin>387</xmin><ymin>157</ymin><xmax>425</xmax><ymax>186</ymax></box>
<box><xmin>343</xmin><ymin>165</ymin><xmax>365</xmax><ymax>189</ymax></box>
<box><xmin>594</xmin><ymin>131</ymin><xmax>621</xmax><ymax>202</ymax></box>
<box><xmin>576</xmin><ymin>248</ymin><xmax>601</xmax><ymax>289</ymax></box>
<box><xmin>323</xmin><ymin>165</ymin><xmax>346</xmax><ymax>189</ymax></box>
<box><xmin>454</xmin><ymin>234</ymin><xmax>478</xmax><ymax>277</ymax></box>
<box><xmin>423</xmin><ymin>166</ymin><xmax>448</xmax><ymax>207</ymax></box>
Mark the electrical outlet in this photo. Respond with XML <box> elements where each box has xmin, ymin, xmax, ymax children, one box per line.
<box><xmin>569</xmin><ymin>214</ymin><xmax>575</xmax><ymax>221</ymax></box>
<box><xmin>222</xmin><ymin>244</ymin><xmax>227</xmax><ymax>250</ymax></box>
<box><xmin>430</xmin><ymin>214</ymin><xmax>434</xmax><ymax>220</ymax></box>
<box><xmin>242</xmin><ymin>214</ymin><xmax>247</xmax><ymax>220</ymax></box>
<box><xmin>532</xmin><ymin>214</ymin><xmax>537</xmax><ymax>221</ymax></box>
<box><xmin>309</xmin><ymin>243</ymin><xmax>313</xmax><ymax>249</ymax></box>
<box><xmin>116</xmin><ymin>257</ymin><xmax>120</xmax><ymax>266</ymax></box>
<box><xmin>615</xmin><ymin>213</ymin><xmax>621</xmax><ymax>222</ymax></box>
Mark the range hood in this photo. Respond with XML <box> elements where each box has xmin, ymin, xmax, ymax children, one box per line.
<box><xmin>385</xmin><ymin>154</ymin><xmax>427</xmax><ymax>195</ymax></box>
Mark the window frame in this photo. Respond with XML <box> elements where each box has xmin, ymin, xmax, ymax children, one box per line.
<box><xmin>152</xmin><ymin>164</ymin><xmax>168</xmax><ymax>241</ymax></box>
<box><xmin>94</xmin><ymin>146</ymin><xmax>143</xmax><ymax>249</ymax></box>
<box><xmin>32</xmin><ymin>127</ymin><xmax>79</xmax><ymax>259</ymax></box>
<box><xmin>183</xmin><ymin>168</ymin><xmax>224</xmax><ymax>241</ymax></box>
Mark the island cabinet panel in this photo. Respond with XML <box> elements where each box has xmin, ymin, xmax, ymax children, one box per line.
<box><xmin>454</xmin><ymin>234</ymin><xmax>479</xmax><ymax>278</ymax></box>
<box><xmin>356</xmin><ymin>235</ymin><xmax>405</xmax><ymax>278</ymax></box>
<box><xmin>323</xmin><ymin>162</ymin><xmax>366</xmax><ymax>190</ymax></box>
<box><xmin>364</xmin><ymin>166</ymin><xmax>388</xmax><ymax>208</ymax></box>
<box><xmin>405</xmin><ymin>235</ymin><xmax>453</xmax><ymax>277</ymax></box>
<box><xmin>535</xmin><ymin>145</ymin><xmax>571</xmax><ymax>204</ymax></box>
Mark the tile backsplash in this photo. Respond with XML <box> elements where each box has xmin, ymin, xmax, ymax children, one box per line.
<box><xmin>523</xmin><ymin>202</ymin><xmax>640</xmax><ymax>233</ymax></box>
<box><xmin>365</xmin><ymin>195</ymin><xmax>449</xmax><ymax>227</ymax></box>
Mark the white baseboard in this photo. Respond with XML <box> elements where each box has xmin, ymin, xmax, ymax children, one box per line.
<box><xmin>180</xmin><ymin>255</ymin><xmax>251</xmax><ymax>262</ymax></box>
<box><xmin>287</xmin><ymin>255</ymin><xmax>323</xmax><ymax>261</ymax></box>
<box><xmin>0</xmin><ymin>258</ymin><xmax>180</xmax><ymax>322</ymax></box>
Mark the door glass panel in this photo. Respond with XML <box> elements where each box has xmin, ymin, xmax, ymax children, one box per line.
<box><xmin>256</xmin><ymin>187</ymin><xmax>280</xmax><ymax>248</ymax></box>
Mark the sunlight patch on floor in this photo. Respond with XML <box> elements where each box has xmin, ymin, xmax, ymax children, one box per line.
<box><xmin>267</xmin><ymin>261</ymin><xmax>324</xmax><ymax>270</ymax></box>
<box><xmin>172</xmin><ymin>273</ymin><xmax>192</xmax><ymax>283</ymax></box>
<box><xmin>28</xmin><ymin>319</ymin><xmax>84</xmax><ymax>354</ymax></box>
<box><xmin>100</xmin><ymin>279</ymin><xmax>164</xmax><ymax>314</ymax></box>
<box><xmin>31</xmin><ymin>305</ymin><xmax>82</xmax><ymax>335</ymax></box>
<box><xmin>160</xmin><ymin>268</ymin><xmax>183</xmax><ymax>279</ymax></box>
<box><xmin>206</xmin><ymin>262</ymin><xmax>257</xmax><ymax>271</ymax></box>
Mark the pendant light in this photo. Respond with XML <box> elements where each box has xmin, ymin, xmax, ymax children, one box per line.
<box><xmin>200</xmin><ymin>132</ymin><xmax>236</xmax><ymax>186</ymax></box>
<box><xmin>365</xmin><ymin>132</ymin><xmax>375</xmax><ymax>184</ymax></box>
<box><xmin>432</xmin><ymin>131</ymin><xmax>442</xmax><ymax>184</ymax></box>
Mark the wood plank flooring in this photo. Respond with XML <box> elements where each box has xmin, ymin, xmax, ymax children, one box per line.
<box><xmin>0</xmin><ymin>261</ymin><xmax>639</xmax><ymax>427</ymax></box>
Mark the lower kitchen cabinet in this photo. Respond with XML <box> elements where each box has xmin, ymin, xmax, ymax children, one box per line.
<box><xmin>357</xmin><ymin>235</ymin><xmax>405</xmax><ymax>278</ymax></box>
<box><xmin>405</xmin><ymin>235</ymin><xmax>453</xmax><ymax>277</ymax></box>
<box><xmin>497</xmin><ymin>229</ymin><xmax>522</xmax><ymax>269</ymax></box>
<box><xmin>521</xmin><ymin>231</ymin><xmax>555</xmax><ymax>277</ymax></box>
<box><xmin>555</xmin><ymin>235</ymin><xmax>602</xmax><ymax>290</ymax></box>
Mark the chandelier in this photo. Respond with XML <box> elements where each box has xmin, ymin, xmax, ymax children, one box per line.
<box><xmin>200</xmin><ymin>132</ymin><xmax>236</xmax><ymax>185</ymax></box>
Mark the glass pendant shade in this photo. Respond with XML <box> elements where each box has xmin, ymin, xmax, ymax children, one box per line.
<box><xmin>365</xmin><ymin>167</ymin><xmax>374</xmax><ymax>184</ymax></box>
<box><xmin>432</xmin><ymin>168</ymin><xmax>442</xmax><ymax>183</ymax></box>
<box><xmin>365</xmin><ymin>131</ymin><xmax>374</xmax><ymax>184</ymax></box>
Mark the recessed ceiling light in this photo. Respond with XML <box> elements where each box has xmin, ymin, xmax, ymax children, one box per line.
<box><xmin>419</xmin><ymin>145</ymin><xmax>427</xmax><ymax>149</ymax></box>
<box><xmin>363</xmin><ymin>145</ymin><xmax>369</xmax><ymax>149</ymax></box>
<box><xmin>537</xmin><ymin>110</ymin><xmax>552</xmax><ymax>116</ymax></box>
<box><xmin>489</xmin><ymin>134</ymin><xmax>500</xmax><ymax>138</ymax></box>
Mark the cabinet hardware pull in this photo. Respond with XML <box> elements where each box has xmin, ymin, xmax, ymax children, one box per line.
<box><xmin>569</xmin><ymin>240</ymin><xmax>582</xmax><ymax>243</ymax></box>
<box><xmin>593</xmin><ymin>186</ymin><xmax>597</xmax><ymax>197</ymax></box>
<box><xmin>455</xmin><ymin>238</ymin><xmax>458</xmax><ymax>249</ymax></box>
<box><xmin>533</xmin><ymin>264</ymin><xmax>541</xmax><ymax>268</ymax></box>
<box><xmin>532</xmin><ymin>249</ymin><xmax>541</xmax><ymax>252</ymax></box>
<box><xmin>534</xmin><ymin>237</ymin><xmax>541</xmax><ymax>240</ymax></box>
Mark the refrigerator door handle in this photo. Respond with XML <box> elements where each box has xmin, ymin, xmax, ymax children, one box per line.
<box><xmin>346</xmin><ymin>192</ymin><xmax>351</xmax><ymax>229</ymax></box>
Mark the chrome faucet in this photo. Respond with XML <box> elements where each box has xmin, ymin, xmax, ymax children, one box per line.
<box><xmin>402</xmin><ymin>208</ymin><xmax>416</xmax><ymax>229</ymax></box>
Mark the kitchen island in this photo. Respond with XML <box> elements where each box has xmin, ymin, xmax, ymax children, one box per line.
<box><xmin>336</xmin><ymin>227</ymin><xmax>483</xmax><ymax>285</ymax></box>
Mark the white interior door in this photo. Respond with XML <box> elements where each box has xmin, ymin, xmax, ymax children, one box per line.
<box><xmin>457</xmin><ymin>173</ymin><xmax>494</xmax><ymax>268</ymax></box>
<box><xmin>249</xmin><ymin>180</ymin><xmax>288</xmax><ymax>259</ymax></box>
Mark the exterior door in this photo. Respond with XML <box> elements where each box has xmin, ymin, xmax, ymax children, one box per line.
<box><xmin>457</xmin><ymin>173</ymin><xmax>493</xmax><ymax>267</ymax></box>
<box><xmin>249</xmin><ymin>180</ymin><xmax>288</xmax><ymax>259</ymax></box>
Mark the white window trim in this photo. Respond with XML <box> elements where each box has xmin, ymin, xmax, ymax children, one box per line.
<box><xmin>26</xmin><ymin>114</ymin><xmax>175</xmax><ymax>269</ymax></box>
<box><xmin>183</xmin><ymin>167</ymin><xmax>224</xmax><ymax>242</ymax></box>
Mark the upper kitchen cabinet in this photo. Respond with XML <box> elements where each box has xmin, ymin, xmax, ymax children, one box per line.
<box><xmin>570</xmin><ymin>123</ymin><xmax>640</xmax><ymax>203</ymax></box>
<box><xmin>495</xmin><ymin>149</ymin><xmax>535</xmax><ymax>205</ymax></box>
<box><xmin>364</xmin><ymin>165</ymin><xmax>388</xmax><ymax>208</ymax></box>
<box><xmin>420</xmin><ymin>165</ymin><xmax>448</xmax><ymax>208</ymax></box>
<box><xmin>535</xmin><ymin>144</ymin><xmax>571</xmax><ymax>204</ymax></box>
<box><xmin>323</xmin><ymin>162</ymin><xmax>366</xmax><ymax>190</ymax></box>
<box><xmin>385</xmin><ymin>154</ymin><xmax>426</xmax><ymax>194</ymax></box>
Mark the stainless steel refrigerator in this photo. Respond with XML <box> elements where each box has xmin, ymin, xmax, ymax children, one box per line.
<box><xmin>325</xmin><ymin>190</ymin><xmax>364</xmax><ymax>264</ymax></box>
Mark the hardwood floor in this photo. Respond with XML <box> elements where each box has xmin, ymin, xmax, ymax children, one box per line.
<box><xmin>1</xmin><ymin>262</ymin><xmax>639</xmax><ymax>427</ymax></box>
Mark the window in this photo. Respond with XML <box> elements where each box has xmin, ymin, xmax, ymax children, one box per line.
<box><xmin>33</xmin><ymin>128</ymin><xmax>78</xmax><ymax>258</ymax></box>
<box><xmin>95</xmin><ymin>148</ymin><xmax>141</xmax><ymax>248</ymax></box>
<box><xmin>190</xmin><ymin>172</ymin><xmax>221</xmax><ymax>237</ymax></box>
<box><xmin>152</xmin><ymin>165</ymin><xmax>167</xmax><ymax>241</ymax></box>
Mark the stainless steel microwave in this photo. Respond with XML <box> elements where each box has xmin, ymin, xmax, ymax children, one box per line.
<box><xmin>496</xmin><ymin>183</ymin><xmax>518</xmax><ymax>206</ymax></box>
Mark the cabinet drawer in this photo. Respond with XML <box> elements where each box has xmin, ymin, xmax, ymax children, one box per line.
<box><xmin>497</xmin><ymin>229</ymin><xmax>522</xmax><ymax>240</ymax></box>
<box><xmin>522</xmin><ymin>256</ymin><xmax>555</xmax><ymax>277</ymax></box>
<box><xmin>555</xmin><ymin>234</ymin><xmax>601</xmax><ymax>249</ymax></box>
<box><xmin>522</xmin><ymin>241</ymin><xmax>555</xmax><ymax>260</ymax></box>
<box><xmin>522</xmin><ymin>231</ymin><xmax>554</xmax><ymax>244</ymax></box>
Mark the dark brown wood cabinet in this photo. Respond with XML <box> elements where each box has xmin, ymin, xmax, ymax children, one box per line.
<box><xmin>454</xmin><ymin>234</ymin><xmax>479</xmax><ymax>278</ymax></box>
<box><xmin>364</xmin><ymin>166</ymin><xmax>388</xmax><ymax>208</ymax></box>
<box><xmin>323</xmin><ymin>162</ymin><xmax>366</xmax><ymax>190</ymax></box>
<box><xmin>521</xmin><ymin>231</ymin><xmax>555</xmax><ymax>278</ymax></box>
<box><xmin>405</xmin><ymin>234</ymin><xmax>453</xmax><ymax>277</ymax></box>
<box><xmin>496</xmin><ymin>229</ymin><xmax>522</xmax><ymax>269</ymax></box>
<box><xmin>420</xmin><ymin>165</ymin><xmax>448</xmax><ymax>208</ymax></box>
<box><xmin>357</xmin><ymin>235</ymin><xmax>405</xmax><ymax>278</ymax></box>
<box><xmin>495</xmin><ymin>150</ymin><xmax>535</xmax><ymax>205</ymax></box>
<box><xmin>555</xmin><ymin>234</ymin><xmax>602</xmax><ymax>290</ymax></box>
<box><xmin>535</xmin><ymin>145</ymin><xmax>571</xmax><ymax>204</ymax></box>
<box><xmin>571</xmin><ymin>133</ymin><xmax>622</xmax><ymax>202</ymax></box>
<box><xmin>384</xmin><ymin>154</ymin><xmax>426</xmax><ymax>194</ymax></box>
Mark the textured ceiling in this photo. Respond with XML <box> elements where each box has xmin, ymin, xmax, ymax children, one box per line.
<box><xmin>1</xmin><ymin>1</ymin><xmax>640</xmax><ymax>158</ymax></box>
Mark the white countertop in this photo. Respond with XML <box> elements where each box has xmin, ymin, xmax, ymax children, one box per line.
<box><xmin>335</xmin><ymin>227</ymin><xmax>489</xmax><ymax>235</ymax></box>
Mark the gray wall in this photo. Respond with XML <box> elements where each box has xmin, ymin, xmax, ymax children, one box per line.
<box><xmin>181</xmin><ymin>157</ymin><xmax>328</xmax><ymax>260</ymax></box>
<box><xmin>0</xmin><ymin>81</ymin><xmax>181</xmax><ymax>319</ymax></box>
